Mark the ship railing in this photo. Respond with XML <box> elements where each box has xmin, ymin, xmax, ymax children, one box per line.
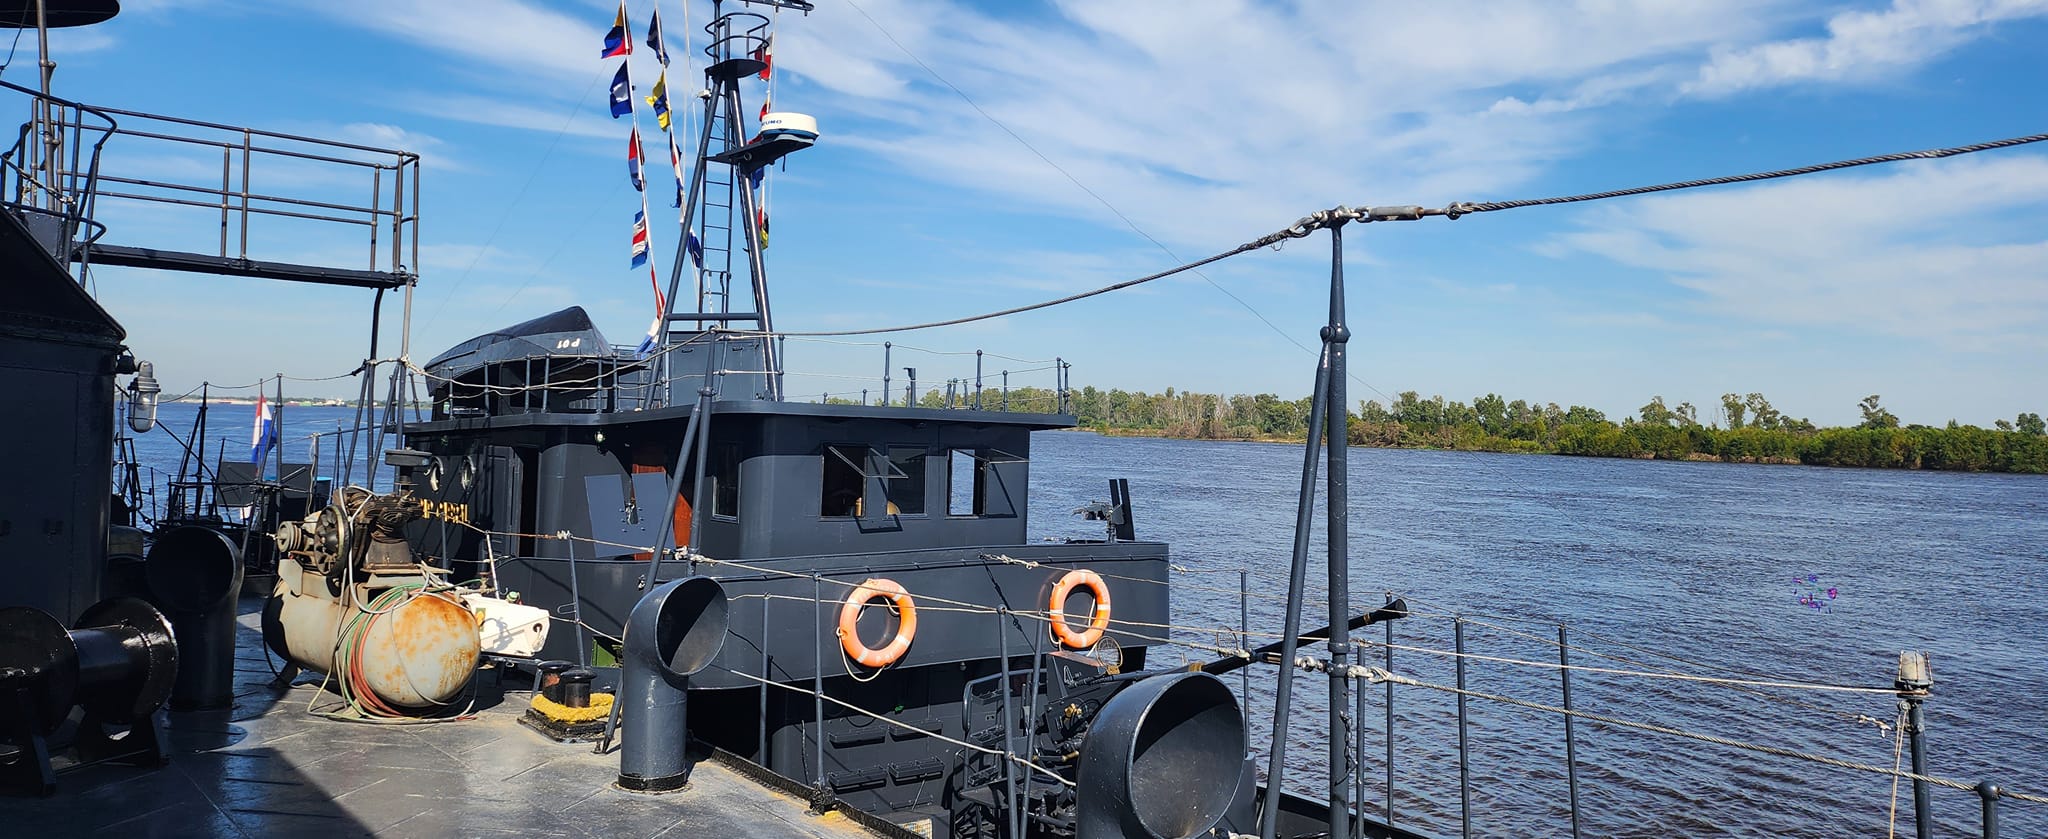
<box><xmin>30</xmin><ymin>96</ymin><xmax>419</xmax><ymax>289</ymax></box>
<box><xmin>425</xmin><ymin>349</ymin><xmax>662</xmax><ymax>420</ymax></box>
<box><xmin>767</xmin><ymin>336</ymin><xmax>1077</xmax><ymax>414</ymax></box>
<box><xmin>0</xmin><ymin>77</ymin><xmax>116</xmax><ymax>275</ymax></box>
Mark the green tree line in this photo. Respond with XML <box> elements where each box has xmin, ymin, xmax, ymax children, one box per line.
<box><xmin>1048</xmin><ymin>386</ymin><xmax>2048</xmax><ymax>474</ymax></box>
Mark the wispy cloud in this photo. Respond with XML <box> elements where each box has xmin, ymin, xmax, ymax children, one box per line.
<box><xmin>1549</xmin><ymin>154</ymin><xmax>2048</xmax><ymax>349</ymax></box>
<box><xmin>1684</xmin><ymin>0</ymin><xmax>2048</xmax><ymax>96</ymax></box>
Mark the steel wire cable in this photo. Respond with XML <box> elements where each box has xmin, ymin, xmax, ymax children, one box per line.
<box><xmin>1364</xmin><ymin>666</ymin><xmax>2048</xmax><ymax>807</ymax></box>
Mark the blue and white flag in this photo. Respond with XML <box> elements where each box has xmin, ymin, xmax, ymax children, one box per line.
<box><xmin>685</xmin><ymin>229</ymin><xmax>703</xmax><ymax>267</ymax></box>
<box><xmin>249</xmin><ymin>394</ymin><xmax>276</xmax><ymax>465</ymax></box>
<box><xmin>646</xmin><ymin>8</ymin><xmax>670</xmax><ymax>66</ymax></box>
<box><xmin>609</xmin><ymin>63</ymin><xmax>633</xmax><ymax>118</ymax></box>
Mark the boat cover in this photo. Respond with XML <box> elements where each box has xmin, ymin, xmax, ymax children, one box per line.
<box><xmin>424</xmin><ymin>306</ymin><xmax>612</xmax><ymax>380</ymax></box>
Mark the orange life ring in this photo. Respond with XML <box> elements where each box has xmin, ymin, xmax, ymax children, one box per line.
<box><xmin>1048</xmin><ymin>569</ymin><xmax>1112</xmax><ymax>649</ymax></box>
<box><xmin>838</xmin><ymin>578</ymin><xmax>917</xmax><ymax>668</ymax></box>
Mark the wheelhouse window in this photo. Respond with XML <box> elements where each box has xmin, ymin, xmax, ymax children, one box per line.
<box><xmin>823</xmin><ymin>444</ymin><xmax>918</xmax><ymax>517</ymax></box>
<box><xmin>886</xmin><ymin>446</ymin><xmax>927</xmax><ymax>515</ymax></box>
<box><xmin>822</xmin><ymin>445</ymin><xmax>867</xmax><ymax>517</ymax></box>
<box><xmin>711</xmin><ymin>443</ymin><xmax>741</xmax><ymax>519</ymax></box>
<box><xmin>947</xmin><ymin>448</ymin><xmax>982</xmax><ymax>516</ymax></box>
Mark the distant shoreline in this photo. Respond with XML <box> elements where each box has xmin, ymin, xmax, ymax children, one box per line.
<box><xmin>1083</xmin><ymin>425</ymin><xmax>2041</xmax><ymax>474</ymax></box>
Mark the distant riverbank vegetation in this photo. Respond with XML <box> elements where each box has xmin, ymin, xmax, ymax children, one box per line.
<box><xmin>1045</xmin><ymin>387</ymin><xmax>2048</xmax><ymax>474</ymax></box>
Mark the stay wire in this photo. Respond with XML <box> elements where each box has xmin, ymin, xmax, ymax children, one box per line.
<box><xmin>1437</xmin><ymin>132</ymin><xmax>2048</xmax><ymax>216</ymax></box>
<box><xmin>838</xmin><ymin>0</ymin><xmax>1384</xmax><ymax>399</ymax></box>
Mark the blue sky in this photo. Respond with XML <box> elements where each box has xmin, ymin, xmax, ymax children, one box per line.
<box><xmin>39</xmin><ymin>0</ymin><xmax>2048</xmax><ymax>427</ymax></box>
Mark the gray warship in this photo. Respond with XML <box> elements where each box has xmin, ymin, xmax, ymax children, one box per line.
<box><xmin>5</xmin><ymin>1</ymin><xmax>2041</xmax><ymax>838</ymax></box>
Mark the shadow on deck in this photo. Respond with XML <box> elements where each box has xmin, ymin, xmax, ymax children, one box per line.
<box><xmin>6</xmin><ymin>595</ymin><xmax>880</xmax><ymax>839</ymax></box>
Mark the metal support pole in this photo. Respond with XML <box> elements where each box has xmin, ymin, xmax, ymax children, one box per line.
<box><xmin>1256</xmin><ymin>353</ymin><xmax>1332</xmax><ymax>839</ymax></box>
<box><xmin>566</xmin><ymin>537</ymin><xmax>587</xmax><ymax>667</ymax></box>
<box><xmin>686</xmin><ymin>338</ymin><xmax>719</xmax><ymax>555</ymax></box>
<box><xmin>811</xmin><ymin>574</ymin><xmax>826</xmax><ymax>802</ymax></box>
<box><xmin>1353</xmin><ymin>672</ymin><xmax>1367</xmax><ymax>839</ymax></box>
<box><xmin>643</xmin><ymin>405</ymin><xmax>705</xmax><ymax>590</ymax></box>
<box><xmin>1978</xmin><ymin>781</ymin><xmax>2001</xmax><ymax>839</ymax></box>
<box><xmin>238</xmin><ymin>130</ymin><xmax>252</xmax><ymax>260</ymax></box>
<box><xmin>881</xmin><ymin>343</ymin><xmax>891</xmax><ymax>405</ymax></box>
<box><xmin>1907</xmin><ymin>697</ymin><xmax>1933</xmax><ymax>839</ymax></box>
<box><xmin>760</xmin><ymin>590</ymin><xmax>771</xmax><ymax>770</ymax></box>
<box><xmin>1022</xmin><ymin>618</ymin><xmax>1043</xmax><ymax>835</ymax></box>
<box><xmin>1055</xmin><ymin>357</ymin><xmax>1066</xmax><ymax>413</ymax></box>
<box><xmin>1456</xmin><ymin>618</ymin><xmax>1471</xmax><ymax>839</ymax></box>
<box><xmin>1385</xmin><ymin>598</ymin><xmax>1395</xmax><ymax>826</ymax></box>
<box><xmin>974</xmin><ymin>350</ymin><xmax>984</xmax><ymax>410</ymax></box>
<box><xmin>999</xmin><ymin>610</ymin><xmax>1019</xmax><ymax>839</ymax></box>
<box><xmin>905</xmin><ymin>368</ymin><xmax>917</xmax><ymax>408</ymax></box>
<box><xmin>1324</xmin><ymin>221</ymin><xmax>1353</xmax><ymax>839</ymax></box>
<box><xmin>1898</xmin><ymin>651</ymin><xmax>1934</xmax><ymax>839</ymax></box>
<box><xmin>1238</xmin><ymin>570</ymin><xmax>1251</xmax><ymax>729</ymax></box>
<box><xmin>1001</xmin><ymin>371</ymin><xmax>1009</xmax><ymax>412</ymax></box>
<box><xmin>1560</xmin><ymin>625</ymin><xmax>1583</xmax><ymax>839</ymax></box>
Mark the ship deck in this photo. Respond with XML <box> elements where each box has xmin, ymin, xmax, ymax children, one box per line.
<box><xmin>10</xmin><ymin>596</ymin><xmax>882</xmax><ymax>839</ymax></box>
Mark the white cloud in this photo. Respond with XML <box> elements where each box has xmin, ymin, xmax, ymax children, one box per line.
<box><xmin>1549</xmin><ymin>154</ymin><xmax>2048</xmax><ymax>349</ymax></box>
<box><xmin>1684</xmin><ymin>0</ymin><xmax>2048</xmax><ymax>96</ymax></box>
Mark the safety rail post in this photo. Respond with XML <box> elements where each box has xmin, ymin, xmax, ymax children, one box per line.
<box><xmin>881</xmin><ymin>342</ymin><xmax>891</xmax><ymax>405</ymax></box>
<box><xmin>1456</xmin><ymin>618</ymin><xmax>1471</xmax><ymax>839</ymax></box>
<box><xmin>1354</xmin><ymin>675</ymin><xmax>1367</xmax><ymax>839</ymax></box>
<box><xmin>812</xmin><ymin>574</ymin><xmax>827</xmax><ymax>808</ymax></box>
<box><xmin>1559</xmin><ymin>624</ymin><xmax>1582</xmax><ymax>839</ymax></box>
<box><xmin>1978</xmin><ymin>782</ymin><xmax>2000</xmax><ymax>838</ymax></box>
<box><xmin>1898</xmin><ymin>651</ymin><xmax>1934</xmax><ymax>839</ymax></box>
<box><xmin>974</xmin><ymin>350</ymin><xmax>984</xmax><ymax>410</ymax></box>
<box><xmin>368</xmin><ymin>167</ymin><xmax>381</xmax><ymax>271</ymax></box>
<box><xmin>1385</xmin><ymin>611</ymin><xmax>1395</xmax><ymax>826</ymax></box>
<box><xmin>218</xmin><ymin>146</ymin><xmax>230</xmax><ymax>257</ymax></box>
<box><xmin>1238</xmin><ymin>570</ymin><xmax>1251</xmax><ymax>732</ymax></box>
<box><xmin>998</xmin><ymin>608</ymin><xmax>1020</xmax><ymax>839</ymax></box>
<box><xmin>759</xmin><ymin>592</ymin><xmax>771</xmax><ymax>771</ymax></box>
<box><xmin>1055</xmin><ymin>357</ymin><xmax>1066</xmax><ymax>413</ymax></box>
<box><xmin>238</xmin><ymin>129</ymin><xmax>251</xmax><ymax>260</ymax></box>
<box><xmin>1001</xmin><ymin>370</ymin><xmax>1009</xmax><ymax>412</ymax></box>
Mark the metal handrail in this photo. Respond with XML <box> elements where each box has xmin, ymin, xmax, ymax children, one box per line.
<box><xmin>3</xmin><ymin>83</ymin><xmax>421</xmax><ymax>281</ymax></box>
<box><xmin>0</xmin><ymin>77</ymin><xmax>118</xmax><ymax>276</ymax></box>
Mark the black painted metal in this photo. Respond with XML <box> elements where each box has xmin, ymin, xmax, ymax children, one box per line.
<box><xmin>144</xmin><ymin>524</ymin><xmax>241</xmax><ymax>710</ymax></box>
<box><xmin>1980</xmin><ymin>781</ymin><xmax>2001</xmax><ymax>838</ymax></box>
<box><xmin>1456</xmin><ymin>619</ymin><xmax>1471</xmax><ymax>839</ymax></box>
<box><xmin>1560</xmin><ymin>624</ymin><xmax>1583</xmax><ymax>838</ymax></box>
<box><xmin>1386</xmin><ymin>617</ymin><xmax>1394</xmax><ymax>827</ymax></box>
<box><xmin>1076</xmin><ymin>672</ymin><xmax>1245</xmax><ymax>839</ymax></box>
<box><xmin>0</xmin><ymin>597</ymin><xmax>177</xmax><ymax>794</ymax></box>
<box><xmin>1257</xmin><ymin>351</ymin><xmax>1332</xmax><ymax>839</ymax></box>
<box><xmin>1325</xmin><ymin>221</ymin><xmax>1353</xmax><ymax>839</ymax></box>
<box><xmin>618</xmin><ymin>576</ymin><xmax>730</xmax><ymax>792</ymax></box>
<box><xmin>0</xmin><ymin>206</ymin><xmax>124</xmax><ymax>624</ymax></box>
<box><xmin>1907</xmin><ymin>695</ymin><xmax>1933</xmax><ymax>839</ymax></box>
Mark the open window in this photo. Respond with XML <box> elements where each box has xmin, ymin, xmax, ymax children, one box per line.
<box><xmin>710</xmin><ymin>443</ymin><xmax>741</xmax><ymax>519</ymax></box>
<box><xmin>948</xmin><ymin>448</ymin><xmax>1025</xmax><ymax>518</ymax></box>
<box><xmin>885</xmin><ymin>446</ymin><xmax>927</xmax><ymax>515</ymax></box>
<box><xmin>821</xmin><ymin>444</ymin><xmax>917</xmax><ymax>518</ymax></box>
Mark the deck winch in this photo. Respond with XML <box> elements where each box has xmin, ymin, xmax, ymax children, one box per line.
<box><xmin>0</xmin><ymin>597</ymin><xmax>179</xmax><ymax>795</ymax></box>
<box><xmin>261</xmin><ymin>452</ymin><xmax>494</xmax><ymax>715</ymax></box>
